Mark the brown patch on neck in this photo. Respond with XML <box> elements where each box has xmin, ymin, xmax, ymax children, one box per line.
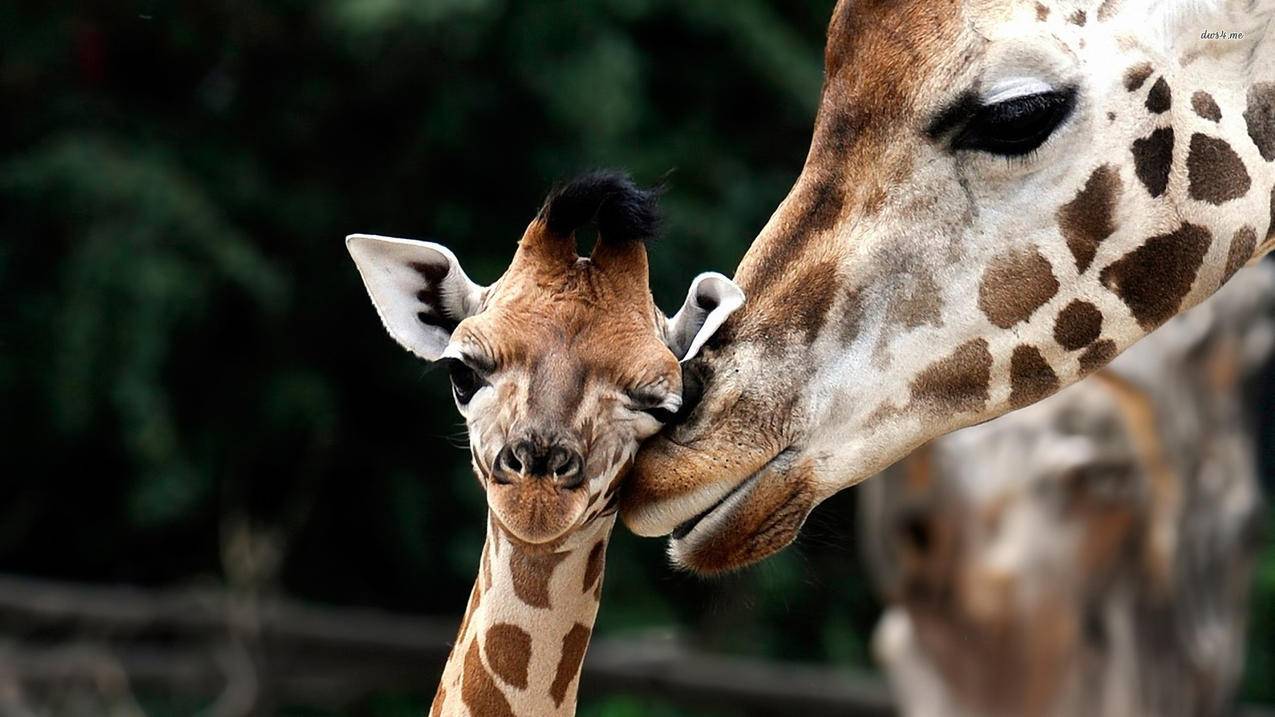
<box><xmin>1186</xmin><ymin>133</ymin><xmax>1251</xmax><ymax>205</ymax></box>
<box><xmin>1223</xmin><ymin>226</ymin><xmax>1258</xmax><ymax>285</ymax></box>
<box><xmin>485</xmin><ymin>623</ymin><xmax>533</xmax><ymax>690</ymax></box>
<box><xmin>1191</xmin><ymin>91</ymin><xmax>1222</xmax><ymax>122</ymax></box>
<box><xmin>1053</xmin><ymin>300</ymin><xmax>1103</xmax><ymax>351</ymax></box>
<box><xmin>1244</xmin><ymin>83</ymin><xmax>1275</xmax><ymax>161</ymax></box>
<box><xmin>508</xmin><ymin>548</ymin><xmax>570</xmax><ymax>609</ymax></box>
<box><xmin>1057</xmin><ymin>164</ymin><xmax>1122</xmax><ymax>273</ymax></box>
<box><xmin>978</xmin><ymin>248</ymin><xmax>1060</xmax><ymax>328</ymax></box>
<box><xmin>1009</xmin><ymin>345</ymin><xmax>1060</xmax><ymax>408</ymax></box>
<box><xmin>1144</xmin><ymin>77</ymin><xmax>1171</xmax><ymax>113</ymax></box>
<box><xmin>1067</xmin><ymin>9</ymin><xmax>1086</xmax><ymax>25</ymax></box>
<box><xmin>551</xmin><ymin>623</ymin><xmax>593</xmax><ymax>707</ymax></box>
<box><xmin>1035</xmin><ymin>2</ymin><xmax>1050</xmax><ymax>20</ymax></box>
<box><xmin>909</xmin><ymin>338</ymin><xmax>993</xmax><ymax>414</ymax></box>
<box><xmin>583</xmin><ymin>539</ymin><xmax>606</xmax><ymax>594</ymax></box>
<box><xmin>1099</xmin><ymin>223</ymin><xmax>1211</xmax><ymax>330</ymax></box>
<box><xmin>1131</xmin><ymin>127</ymin><xmax>1174</xmax><ymax>198</ymax></box>
<box><xmin>1097</xmin><ymin>0</ymin><xmax>1120</xmax><ymax>20</ymax></box>
<box><xmin>462</xmin><ymin>637</ymin><xmax>516</xmax><ymax>717</ymax></box>
<box><xmin>1078</xmin><ymin>339</ymin><xmax>1117</xmax><ymax>374</ymax></box>
<box><xmin>1122</xmin><ymin>63</ymin><xmax>1153</xmax><ymax>91</ymax></box>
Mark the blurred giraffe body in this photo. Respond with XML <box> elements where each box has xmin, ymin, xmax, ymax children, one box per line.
<box><xmin>862</xmin><ymin>262</ymin><xmax>1275</xmax><ymax>717</ymax></box>
<box><xmin>346</xmin><ymin>172</ymin><xmax>741</xmax><ymax>716</ymax></box>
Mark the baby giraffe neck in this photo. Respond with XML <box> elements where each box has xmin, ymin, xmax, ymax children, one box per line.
<box><xmin>431</xmin><ymin>513</ymin><xmax>613</xmax><ymax>717</ymax></box>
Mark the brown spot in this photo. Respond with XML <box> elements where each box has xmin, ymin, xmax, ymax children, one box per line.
<box><xmin>1123</xmin><ymin>63</ymin><xmax>1153</xmax><ymax>91</ymax></box>
<box><xmin>456</xmin><ymin>581</ymin><xmax>482</xmax><ymax>645</ymax></box>
<box><xmin>583</xmin><ymin>539</ymin><xmax>606</xmax><ymax>593</ymax></box>
<box><xmin>909</xmin><ymin>339</ymin><xmax>993</xmax><ymax>414</ymax></box>
<box><xmin>1187</xmin><ymin>133</ymin><xmax>1251</xmax><ymax>205</ymax></box>
<box><xmin>509</xmin><ymin>549</ymin><xmax>568</xmax><ymax>609</ymax></box>
<box><xmin>1035</xmin><ymin>2</ymin><xmax>1049</xmax><ymax>20</ymax></box>
<box><xmin>1107</xmin><ymin>111</ymin><xmax>1116</xmax><ymax>122</ymax></box>
<box><xmin>1131</xmin><ymin>128</ymin><xmax>1174</xmax><ymax>198</ymax></box>
<box><xmin>551</xmin><ymin>623</ymin><xmax>592</xmax><ymax>707</ymax></box>
<box><xmin>1079</xmin><ymin>339</ymin><xmax>1118</xmax><ymax>374</ymax></box>
<box><xmin>1054</xmin><ymin>300</ymin><xmax>1103</xmax><ymax>350</ymax></box>
<box><xmin>1067</xmin><ymin>9</ymin><xmax>1086</xmax><ymax>25</ymax></box>
<box><xmin>1192</xmin><ymin>91</ymin><xmax>1222</xmax><ymax>122</ymax></box>
<box><xmin>410</xmin><ymin>261</ymin><xmax>459</xmax><ymax>332</ymax></box>
<box><xmin>484</xmin><ymin>624</ymin><xmax>532</xmax><ymax>690</ymax></box>
<box><xmin>978</xmin><ymin>248</ymin><xmax>1059</xmax><ymax>328</ymax></box>
<box><xmin>769</xmin><ymin>259</ymin><xmax>840</xmax><ymax>343</ymax></box>
<box><xmin>1099</xmin><ymin>223</ymin><xmax>1211</xmax><ymax>329</ymax></box>
<box><xmin>840</xmin><ymin>287</ymin><xmax>867</xmax><ymax>344</ymax></box>
<box><xmin>462</xmin><ymin>638</ymin><xmax>516</xmax><ymax>717</ymax></box>
<box><xmin>1097</xmin><ymin>0</ymin><xmax>1120</xmax><ymax>20</ymax></box>
<box><xmin>1058</xmin><ymin>164</ymin><xmax>1122</xmax><ymax>272</ymax></box>
<box><xmin>1244</xmin><ymin>83</ymin><xmax>1275</xmax><ymax>161</ymax></box>
<box><xmin>430</xmin><ymin>686</ymin><xmax>446</xmax><ymax>716</ymax></box>
<box><xmin>1009</xmin><ymin>345</ymin><xmax>1060</xmax><ymax>409</ymax></box>
<box><xmin>1223</xmin><ymin>226</ymin><xmax>1258</xmax><ymax>284</ymax></box>
<box><xmin>1144</xmin><ymin>77</ymin><xmax>1171</xmax><ymax>113</ymax></box>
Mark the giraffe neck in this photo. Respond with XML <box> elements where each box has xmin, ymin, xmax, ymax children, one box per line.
<box><xmin>431</xmin><ymin>513</ymin><xmax>612</xmax><ymax>717</ymax></box>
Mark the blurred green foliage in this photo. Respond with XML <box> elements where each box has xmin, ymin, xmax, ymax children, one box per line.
<box><xmin>2</xmin><ymin>0</ymin><xmax>1273</xmax><ymax>713</ymax></box>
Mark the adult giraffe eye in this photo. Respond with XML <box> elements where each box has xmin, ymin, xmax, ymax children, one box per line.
<box><xmin>953</xmin><ymin>88</ymin><xmax>1076</xmax><ymax>156</ymax></box>
<box><xmin>444</xmin><ymin>359</ymin><xmax>484</xmax><ymax>405</ymax></box>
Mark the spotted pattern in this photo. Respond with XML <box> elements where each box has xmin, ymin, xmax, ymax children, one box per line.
<box><xmin>1144</xmin><ymin>78</ymin><xmax>1171</xmax><ymax>114</ymax></box>
<box><xmin>1097</xmin><ymin>0</ymin><xmax>1120</xmax><ymax>20</ymax></box>
<box><xmin>1245</xmin><ymin>83</ymin><xmax>1275</xmax><ymax>161</ymax></box>
<box><xmin>1079</xmin><ymin>339</ymin><xmax>1118</xmax><ymax>374</ymax></box>
<box><xmin>1057</xmin><ymin>164</ymin><xmax>1121</xmax><ymax>272</ymax></box>
<box><xmin>1009</xmin><ymin>345</ymin><xmax>1060</xmax><ymax>409</ymax></box>
<box><xmin>1054</xmin><ymin>300</ymin><xmax>1103</xmax><ymax>351</ymax></box>
<box><xmin>1068</xmin><ymin>9</ymin><xmax>1086</xmax><ymax>25</ymax></box>
<box><xmin>1035</xmin><ymin>2</ymin><xmax>1049</xmax><ymax>20</ymax></box>
<box><xmin>909</xmin><ymin>339</ymin><xmax>992</xmax><ymax>414</ymax></box>
<box><xmin>1187</xmin><ymin>134</ymin><xmax>1251</xmax><ymax>205</ymax></box>
<box><xmin>1132</xmin><ymin>128</ymin><xmax>1174</xmax><ymax>198</ymax></box>
<box><xmin>1192</xmin><ymin>91</ymin><xmax>1222</xmax><ymax>122</ymax></box>
<box><xmin>485</xmin><ymin>624</ymin><xmax>533</xmax><ymax>689</ymax></box>
<box><xmin>551</xmin><ymin>623</ymin><xmax>592</xmax><ymax>707</ymax></box>
<box><xmin>978</xmin><ymin>248</ymin><xmax>1059</xmax><ymax>328</ymax></box>
<box><xmin>462</xmin><ymin>638</ymin><xmax>516</xmax><ymax>717</ymax></box>
<box><xmin>583</xmin><ymin>540</ymin><xmax>606</xmax><ymax>593</ymax></box>
<box><xmin>1223</xmin><ymin>226</ymin><xmax>1258</xmax><ymax>284</ymax></box>
<box><xmin>1123</xmin><ymin>63</ymin><xmax>1153</xmax><ymax>92</ymax></box>
<box><xmin>1099</xmin><ymin>224</ymin><xmax>1211</xmax><ymax>330</ymax></box>
<box><xmin>509</xmin><ymin>550</ymin><xmax>569</xmax><ymax>609</ymax></box>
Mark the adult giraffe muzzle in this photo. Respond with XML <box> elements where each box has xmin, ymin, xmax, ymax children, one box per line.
<box><xmin>621</xmin><ymin>0</ymin><xmax>1275</xmax><ymax>573</ymax></box>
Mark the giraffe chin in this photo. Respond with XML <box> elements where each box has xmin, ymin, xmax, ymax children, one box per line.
<box><xmin>665</xmin><ymin>452</ymin><xmax>818</xmax><ymax>575</ymax></box>
<box><xmin>487</xmin><ymin>479</ymin><xmax>589</xmax><ymax>546</ymax></box>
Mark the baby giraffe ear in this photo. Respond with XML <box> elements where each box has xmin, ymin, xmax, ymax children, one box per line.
<box><xmin>666</xmin><ymin>272</ymin><xmax>745</xmax><ymax>362</ymax></box>
<box><xmin>346</xmin><ymin>234</ymin><xmax>485</xmax><ymax>361</ymax></box>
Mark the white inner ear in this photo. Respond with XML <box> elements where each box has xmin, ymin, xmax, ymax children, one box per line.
<box><xmin>666</xmin><ymin>272</ymin><xmax>746</xmax><ymax>362</ymax></box>
<box><xmin>346</xmin><ymin>233</ymin><xmax>485</xmax><ymax>361</ymax></box>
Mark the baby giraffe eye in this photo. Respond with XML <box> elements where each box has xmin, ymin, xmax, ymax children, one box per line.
<box><xmin>443</xmin><ymin>358</ymin><xmax>485</xmax><ymax>405</ymax></box>
<box><xmin>952</xmin><ymin>87</ymin><xmax>1076</xmax><ymax>156</ymax></box>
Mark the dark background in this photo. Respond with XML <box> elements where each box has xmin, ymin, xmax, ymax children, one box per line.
<box><xmin>2</xmin><ymin>1</ymin><xmax>1272</xmax><ymax>714</ymax></box>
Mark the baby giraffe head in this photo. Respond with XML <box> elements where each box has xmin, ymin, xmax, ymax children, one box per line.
<box><xmin>347</xmin><ymin>172</ymin><xmax>743</xmax><ymax>546</ymax></box>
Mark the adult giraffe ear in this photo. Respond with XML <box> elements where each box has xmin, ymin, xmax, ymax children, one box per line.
<box><xmin>346</xmin><ymin>233</ymin><xmax>486</xmax><ymax>361</ymax></box>
<box><xmin>666</xmin><ymin>272</ymin><xmax>745</xmax><ymax>362</ymax></box>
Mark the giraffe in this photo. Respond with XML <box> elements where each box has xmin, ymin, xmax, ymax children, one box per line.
<box><xmin>619</xmin><ymin>0</ymin><xmax>1275</xmax><ymax>574</ymax></box>
<box><xmin>346</xmin><ymin>171</ymin><xmax>742</xmax><ymax>716</ymax></box>
<box><xmin>860</xmin><ymin>261</ymin><xmax>1275</xmax><ymax>717</ymax></box>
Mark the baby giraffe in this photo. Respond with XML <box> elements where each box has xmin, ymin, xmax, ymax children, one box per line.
<box><xmin>346</xmin><ymin>172</ymin><xmax>743</xmax><ymax>717</ymax></box>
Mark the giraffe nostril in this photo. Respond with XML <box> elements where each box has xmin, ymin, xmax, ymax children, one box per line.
<box><xmin>495</xmin><ymin>445</ymin><xmax>522</xmax><ymax>480</ymax></box>
<box><xmin>556</xmin><ymin>451</ymin><xmax>585</xmax><ymax>490</ymax></box>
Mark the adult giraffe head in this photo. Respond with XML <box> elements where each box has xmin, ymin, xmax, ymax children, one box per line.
<box><xmin>348</xmin><ymin>171</ymin><xmax>742</xmax><ymax>547</ymax></box>
<box><xmin>622</xmin><ymin>0</ymin><xmax>1275</xmax><ymax>572</ymax></box>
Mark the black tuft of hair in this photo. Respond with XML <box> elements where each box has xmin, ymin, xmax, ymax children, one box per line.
<box><xmin>539</xmin><ymin>170</ymin><xmax>661</xmax><ymax>244</ymax></box>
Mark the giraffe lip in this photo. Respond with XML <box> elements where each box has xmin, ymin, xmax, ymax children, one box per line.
<box><xmin>668</xmin><ymin>448</ymin><xmax>793</xmax><ymax>542</ymax></box>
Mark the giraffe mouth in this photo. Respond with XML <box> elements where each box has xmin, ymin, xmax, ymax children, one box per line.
<box><xmin>667</xmin><ymin>447</ymin><xmax>799</xmax><ymax>548</ymax></box>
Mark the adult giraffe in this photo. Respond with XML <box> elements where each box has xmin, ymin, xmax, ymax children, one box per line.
<box><xmin>622</xmin><ymin>0</ymin><xmax>1275</xmax><ymax>572</ymax></box>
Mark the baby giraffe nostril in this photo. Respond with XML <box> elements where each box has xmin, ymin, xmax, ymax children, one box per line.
<box><xmin>495</xmin><ymin>445</ymin><xmax>522</xmax><ymax>480</ymax></box>
<box><xmin>555</xmin><ymin>451</ymin><xmax>585</xmax><ymax>489</ymax></box>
